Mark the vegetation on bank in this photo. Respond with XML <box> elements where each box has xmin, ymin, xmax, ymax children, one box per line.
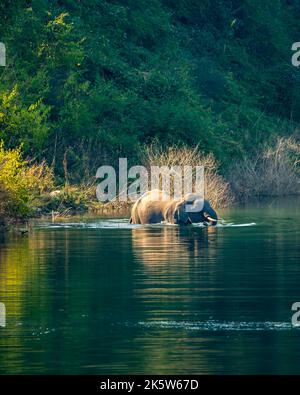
<box><xmin>1</xmin><ymin>138</ymin><xmax>300</xmax><ymax>225</ymax></box>
<box><xmin>0</xmin><ymin>142</ymin><xmax>96</xmax><ymax>224</ymax></box>
<box><xmin>1</xmin><ymin>1</ymin><xmax>300</xmax><ymax>225</ymax></box>
<box><xmin>229</xmin><ymin>137</ymin><xmax>300</xmax><ymax>198</ymax></box>
<box><xmin>0</xmin><ymin>142</ymin><xmax>54</xmax><ymax>225</ymax></box>
<box><xmin>143</xmin><ymin>144</ymin><xmax>233</xmax><ymax>208</ymax></box>
<box><xmin>1</xmin><ymin>1</ymin><xmax>300</xmax><ymax>178</ymax></box>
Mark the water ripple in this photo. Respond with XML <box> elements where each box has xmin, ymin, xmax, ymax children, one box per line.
<box><xmin>135</xmin><ymin>320</ymin><xmax>298</xmax><ymax>331</ymax></box>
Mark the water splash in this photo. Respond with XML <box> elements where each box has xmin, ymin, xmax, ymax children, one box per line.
<box><xmin>193</xmin><ymin>221</ymin><xmax>256</xmax><ymax>228</ymax></box>
<box><xmin>36</xmin><ymin>218</ymin><xmax>256</xmax><ymax>230</ymax></box>
<box><xmin>134</xmin><ymin>320</ymin><xmax>298</xmax><ymax>331</ymax></box>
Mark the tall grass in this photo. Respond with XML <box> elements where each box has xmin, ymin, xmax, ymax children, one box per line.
<box><xmin>228</xmin><ymin>137</ymin><xmax>300</xmax><ymax>198</ymax></box>
<box><xmin>143</xmin><ymin>144</ymin><xmax>233</xmax><ymax>208</ymax></box>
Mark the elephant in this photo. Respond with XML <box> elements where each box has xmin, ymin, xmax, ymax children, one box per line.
<box><xmin>129</xmin><ymin>189</ymin><xmax>218</xmax><ymax>225</ymax></box>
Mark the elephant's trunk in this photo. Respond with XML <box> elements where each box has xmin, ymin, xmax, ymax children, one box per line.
<box><xmin>203</xmin><ymin>201</ymin><xmax>218</xmax><ymax>226</ymax></box>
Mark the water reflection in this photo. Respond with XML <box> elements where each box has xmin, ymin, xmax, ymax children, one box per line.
<box><xmin>131</xmin><ymin>226</ymin><xmax>218</xmax><ymax>266</ymax></box>
<box><xmin>0</xmin><ymin>199</ymin><xmax>300</xmax><ymax>373</ymax></box>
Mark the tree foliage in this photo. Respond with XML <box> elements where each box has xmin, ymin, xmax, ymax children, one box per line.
<box><xmin>0</xmin><ymin>0</ymin><xmax>300</xmax><ymax>179</ymax></box>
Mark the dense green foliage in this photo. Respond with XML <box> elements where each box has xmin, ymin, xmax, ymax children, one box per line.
<box><xmin>1</xmin><ymin>0</ymin><xmax>300</xmax><ymax>180</ymax></box>
<box><xmin>0</xmin><ymin>142</ymin><xmax>54</xmax><ymax>217</ymax></box>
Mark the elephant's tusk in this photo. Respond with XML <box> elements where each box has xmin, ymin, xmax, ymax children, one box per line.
<box><xmin>206</xmin><ymin>216</ymin><xmax>218</xmax><ymax>223</ymax></box>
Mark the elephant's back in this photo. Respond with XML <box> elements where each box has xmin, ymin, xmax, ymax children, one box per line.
<box><xmin>141</xmin><ymin>189</ymin><xmax>168</xmax><ymax>202</ymax></box>
<box><xmin>139</xmin><ymin>201</ymin><xmax>165</xmax><ymax>224</ymax></box>
<box><xmin>135</xmin><ymin>190</ymin><xmax>168</xmax><ymax>224</ymax></box>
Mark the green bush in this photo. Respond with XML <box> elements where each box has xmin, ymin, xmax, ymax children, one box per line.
<box><xmin>0</xmin><ymin>142</ymin><xmax>31</xmax><ymax>217</ymax></box>
<box><xmin>0</xmin><ymin>141</ymin><xmax>55</xmax><ymax>217</ymax></box>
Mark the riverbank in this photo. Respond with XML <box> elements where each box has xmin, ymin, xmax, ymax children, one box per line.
<box><xmin>1</xmin><ymin>137</ymin><xmax>300</xmax><ymax>232</ymax></box>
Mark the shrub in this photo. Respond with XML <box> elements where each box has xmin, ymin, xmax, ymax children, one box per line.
<box><xmin>228</xmin><ymin>137</ymin><xmax>300</xmax><ymax>198</ymax></box>
<box><xmin>0</xmin><ymin>142</ymin><xmax>30</xmax><ymax>217</ymax></box>
<box><xmin>0</xmin><ymin>141</ymin><xmax>55</xmax><ymax>218</ymax></box>
<box><xmin>40</xmin><ymin>183</ymin><xmax>97</xmax><ymax>214</ymax></box>
<box><xmin>143</xmin><ymin>144</ymin><xmax>233</xmax><ymax>208</ymax></box>
<box><xmin>22</xmin><ymin>160</ymin><xmax>55</xmax><ymax>195</ymax></box>
<box><xmin>52</xmin><ymin>185</ymin><xmax>92</xmax><ymax>211</ymax></box>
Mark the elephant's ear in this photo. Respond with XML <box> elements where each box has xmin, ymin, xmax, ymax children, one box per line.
<box><xmin>174</xmin><ymin>200</ymin><xmax>192</xmax><ymax>224</ymax></box>
<box><xmin>184</xmin><ymin>194</ymin><xmax>205</xmax><ymax>213</ymax></box>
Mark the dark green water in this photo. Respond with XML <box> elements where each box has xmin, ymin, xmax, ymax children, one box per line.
<box><xmin>0</xmin><ymin>198</ymin><xmax>300</xmax><ymax>374</ymax></box>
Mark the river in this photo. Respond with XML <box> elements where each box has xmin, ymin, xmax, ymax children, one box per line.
<box><xmin>0</xmin><ymin>197</ymin><xmax>300</xmax><ymax>374</ymax></box>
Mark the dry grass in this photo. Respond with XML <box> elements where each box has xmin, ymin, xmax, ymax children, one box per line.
<box><xmin>228</xmin><ymin>137</ymin><xmax>300</xmax><ymax>198</ymax></box>
<box><xmin>23</xmin><ymin>160</ymin><xmax>55</xmax><ymax>195</ymax></box>
<box><xmin>143</xmin><ymin>144</ymin><xmax>233</xmax><ymax>208</ymax></box>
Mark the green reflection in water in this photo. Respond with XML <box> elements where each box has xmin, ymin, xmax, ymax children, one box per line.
<box><xmin>0</xmin><ymin>197</ymin><xmax>300</xmax><ymax>374</ymax></box>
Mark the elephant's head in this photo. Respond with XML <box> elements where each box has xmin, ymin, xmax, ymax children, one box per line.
<box><xmin>169</xmin><ymin>194</ymin><xmax>218</xmax><ymax>225</ymax></box>
<box><xmin>185</xmin><ymin>193</ymin><xmax>218</xmax><ymax>225</ymax></box>
<box><xmin>173</xmin><ymin>200</ymin><xmax>192</xmax><ymax>225</ymax></box>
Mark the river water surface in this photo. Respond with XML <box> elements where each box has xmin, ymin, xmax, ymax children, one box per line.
<box><xmin>0</xmin><ymin>198</ymin><xmax>300</xmax><ymax>374</ymax></box>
